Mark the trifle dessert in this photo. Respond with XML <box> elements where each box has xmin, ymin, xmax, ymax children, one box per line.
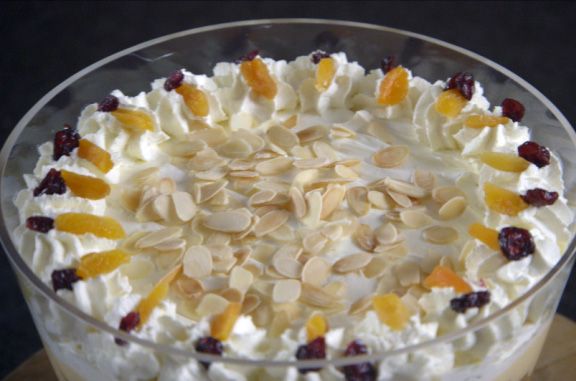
<box><xmin>12</xmin><ymin>49</ymin><xmax>574</xmax><ymax>381</ymax></box>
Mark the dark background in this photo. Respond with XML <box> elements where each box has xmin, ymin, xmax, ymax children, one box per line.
<box><xmin>0</xmin><ymin>1</ymin><xmax>575</xmax><ymax>378</ymax></box>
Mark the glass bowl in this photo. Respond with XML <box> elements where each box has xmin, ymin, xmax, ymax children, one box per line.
<box><xmin>1</xmin><ymin>19</ymin><xmax>575</xmax><ymax>381</ymax></box>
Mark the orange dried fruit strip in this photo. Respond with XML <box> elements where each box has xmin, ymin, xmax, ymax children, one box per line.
<box><xmin>434</xmin><ymin>89</ymin><xmax>468</xmax><ymax>118</ymax></box>
<box><xmin>175</xmin><ymin>83</ymin><xmax>209</xmax><ymax>117</ymax></box>
<box><xmin>483</xmin><ymin>182</ymin><xmax>529</xmax><ymax>216</ymax></box>
<box><xmin>423</xmin><ymin>265</ymin><xmax>472</xmax><ymax>294</ymax></box>
<box><xmin>55</xmin><ymin>212</ymin><xmax>125</xmax><ymax>239</ymax></box>
<box><xmin>315</xmin><ymin>57</ymin><xmax>336</xmax><ymax>92</ymax></box>
<box><xmin>240</xmin><ymin>58</ymin><xmax>277</xmax><ymax>100</ymax></box>
<box><xmin>468</xmin><ymin>223</ymin><xmax>500</xmax><ymax>251</ymax></box>
<box><xmin>77</xmin><ymin>139</ymin><xmax>114</xmax><ymax>174</ymax></box>
<box><xmin>479</xmin><ymin>152</ymin><xmax>530</xmax><ymax>173</ymax></box>
<box><xmin>76</xmin><ymin>249</ymin><xmax>130</xmax><ymax>279</ymax></box>
<box><xmin>306</xmin><ymin>313</ymin><xmax>328</xmax><ymax>342</ymax></box>
<box><xmin>60</xmin><ymin>170</ymin><xmax>110</xmax><ymax>200</ymax></box>
<box><xmin>111</xmin><ymin>108</ymin><xmax>154</xmax><ymax>131</ymax></box>
<box><xmin>377</xmin><ymin>66</ymin><xmax>409</xmax><ymax>106</ymax></box>
<box><xmin>464</xmin><ymin>114</ymin><xmax>510</xmax><ymax>128</ymax></box>
<box><xmin>137</xmin><ymin>265</ymin><xmax>182</xmax><ymax>327</ymax></box>
<box><xmin>372</xmin><ymin>294</ymin><xmax>411</xmax><ymax>331</ymax></box>
<box><xmin>210</xmin><ymin>302</ymin><xmax>242</xmax><ymax>341</ymax></box>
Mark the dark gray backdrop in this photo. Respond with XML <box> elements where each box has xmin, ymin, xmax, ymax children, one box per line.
<box><xmin>0</xmin><ymin>1</ymin><xmax>575</xmax><ymax>378</ymax></box>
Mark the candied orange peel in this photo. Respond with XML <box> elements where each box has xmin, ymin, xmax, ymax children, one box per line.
<box><xmin>372</xmin><ymin>294</ymin><xmax>411</xmax><ymax>331</ymax></box>
<box><xmin>136</xmin><ymin>265</ymin><xmax>182</xmax><ymax>327</ymax></box>
<box><xmin>77</xmin><ymin>139</ymin><xmax>114</xmax><ymax>173</ymax></box>
<box><xmin>210</xmin><ymin>302</ymin><xmax>242</xmax><ymax>341</ymax></box>
<box><xmin>464</xmin><ymin>114</ymin><xmax>510</xmax><ymax>129</ymax></box>
<box><xmin>315</xmin><ymin>57</ymin><xmax>336</xmax><ymax>92</ymax></box>
<box><xmin>175</xmin><ymin>83</ymin><xmax>210</xmax><ymax>117</ymax></box>
<box><xmin>483</xmin><ymin>182</ymin><xmax>529</xmax><ymax>216</ymax></box>
<box><xmin>423</xmin><ymin>265</ymin><xmax>472</xmax><ymax>294</ymax></box>
<box><xmin>60</xmin><ymin>170</ymin><xmax>110</xmax><ymax>200</ymax></box>
<box><xmin>111</xmin><ymin>108</ymin><xmax>154</xmax><ymax>131</ymax></box>
<box><xmin>468</xmin><ymin>223</ymin><xmax>500</xmax><ymax>251</ymax></box>
<box><xmin>479</xmin><ymin>152</ymin><xmax>530</xmax><ymax>173</ymax></box>
<box><xmin>306</xmin><ymin>313</ymin><xmax>328</xmax><ymax>342</ymax></box>
<box><xmin>76</xmin><ymin>249</ymin><xmax>130</xmax><ymax>279</ymax></box>
<box><xmin>55</xmin><ymin>213</ymin><xmax>125</xmax><ymax>239</ymax></box>
<box><xmin>377</xmin><ymin>66</ymin><xmax>409</xmax><ymax>106</ymax></box>
<box><xmin>240</xmin><ymin>58</ymin><xmax>277</xmax><ymax>100</ymax></box>
<box><xmin>434</xmin><ymin>89</ymin><xmax>468</xmax><ymax>118</ymax></box>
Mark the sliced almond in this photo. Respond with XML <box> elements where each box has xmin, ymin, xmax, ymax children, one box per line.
<box><xmin>349</xmin><ymin>295</ymin><xmax>373</xmax><ymax>316</ymax></box>
<box><xmin>196</xmin><ymin>293</ymin><xmax>229</xmax><ymax>317</ymax></box>
<box><xmin>312</xmin><ymin>141</ymin><xmax>339</xmax><ymax>161</ymax></box>
<box><xmin>253</xmin><ymin>210</ymin><xmax>290</xmax><ymax>237</ymax></box>
<box><xmin>219</xmin><ymin>287</ymin><xmax>244</xmax><ymax>303</ymax></box>
<box><xmin>372</xmin><ymin>145</ymin><xmax>409</xmax><ymax>168</ymax></box>
<box><xmin>158</xmin><ymin>177</ymin><xmax>176</xmax><ymax>194</ymax></box>
<box><xmin>292</xmin><ymin>169</ymin><xmax>319</xmax><ymax>189</ymax></box>
<box><xmin>396</xmin><ymin>262</ymin><xmax>421</xmax><ymax>287</ymax></box>
<box><xmin>413</xmin><ymin>170</ymin><xmax>436</xmax><ymax>192</ymax></box>
<box><xmin>175</xmin><ymin>276</ymin><xmax>205</xmax><ymax>299</ymax></box>
<box><xmin>331</xmin><ymin>125</ymin><xmax>356</xmax><ymax>139</ymax></box>
<box><xmin>267</xmin><ymin>125</ymin><xmax>299</xmax><ymax>150</ymax></box>
<box><xmin>195</xmin><ymin>167</ymin><xmax>228</xmax><ymax>181</ymax></box>
<box><xmin>301</xmin><ymin>190</ymin><xmax>322</xmax><ymax>227</ymax></box>
<box><xmin>218</xmin><ymin>138</ymin><xmax>253</xmax><ymax>158</ymax></box>
<box><xmin>229</xmin><ymin>170</ymin><xmax>259</xmax><ymax>179</ymax></box>
<box><xmin>367</xmin><ymin>120</ymin><xmax>395</xmax><ymax>144</ymax></box>
<box><xmin>283</xmin><ymin>115</ymin><xmax>298</xmax><ymax>128</ymax></box>
<box><xmin>267</xmin><ymin>224</ymin><xmax>296</xmax><ymax>243</ymax></box>
<box><xmin>367</xmin><ymin>190</ymin><xmax>390</xmax><ymax>209</ymax></box>
<box><xmin>228</xmin><ymin>159</ymin><xmax>255</xmax><ymax>171</ymax></box>
<box><xmin>273</xmin><ymin>256</ymin><xmax>303</xmax><ymax>279</ymax></box>
<box><xmin>432</xmin><ymin>186</ymin><xmax>466</xmax><ymax>204</ymax></box>
<box><xmin>251</xmin><ymin>303</ymin><xmax>272</xmax><ymax>327</ymax></box>
<box><xmin>212</xmin><ymin>256</ymin><xmax>238</xmax><ymax>273</ymax></box>
<box><xmin>190</xmin><ymin>126</ymin><xmax>228</xmax><ymax>146</ymax></box>
<box><xmin>183</xmin><ymin>246</ymin><xmax>213</xmax><ymax>278</ymax></box>
<box><xmin>272</xmin><ymin>279</ymin><xmax>302</xmax><ymax>304</ymax></box>
<box><xmin>302</xmin><ymin>232</ymin><xmax>328</xmax><ymax>255</ymax></box>
<box><xmin>135</xmin><ymin>227</ymin><xmax>182</xmax><ymax>249</ymax></box>
<box><xmin>438</xmin><ymin>196</ymin><xmax>467</xmax><ymax>220</ymax></box>
<box><xmin>387</xmin><ymin>190</ymin><xmax>412</xmax><ymax>208</ymax></box>
<box><xmin>132</xmin><ymin>167</ymin><xmax>160</xmax><ymax>187</ymax></box>
<box><xmin>400</xmin><ymin>210</ymin><xmax>433</xmax><ymax>228</ymax></box>
<box><xmin>192</xmin><ymin>180</ymin><xmax>228</xmax><ymax>204</ymax></box>
<box><xmin>152</xmin><ymin>194</ymin><xmax>172</xmax><ymax>221</ymax></box>
<box><xmin>189</xmin><ymin>148</ymin><xmax>227</xmax><ymax>171</ymax></box>
<box><xmin>249</xmin><ymin>190</ymin><xmax>277</xmax><ymax>206</ymax></box>
<box><xmin>301</xmin><ymin>257</ymin><xmax>331</xmax><ymax>286</ymax></box>
<box><xmin>354</xmin><ymin>224</ymin><xmax>376</xmax><ymax>252</ymax></box>
<box><xmin>229</xmin><ymin>112</ymin><xmax>255</xmax><ymax>130</ymax></box>
<box><xmin>242</xmin><ymin>294</ymin><xmax>262</xmax><ymax>314</ymax></box>
<box><xmin>333</xmin><ymin>253</ymin><xmax>373</xmax><ymax>274</ymax></box>
<box><xmin>297</xmin><ymin>125</ymin><xmax>328</xmax><ymax>144</ymax></box>
<box><xmin>383</xmin><ymin>177</ymin><xmax>427</xmax><ymax>198</ymax></box>
<box><xmin>255</xmin><ymin>157</ymin><xmax>293</xmax><ymax>176</ymax></box>
<box><xmin>289</xmin><ymin>186</ymin><xmax>307</xmax><ymax>219</ymax></box>
<box><xmin>268</xmin><ymin>311</ymin><xmax>291</xmax><ymax>338</ymax></box>
<box><xmin>321</xmin><ymin>223</ymin><xmax>343</xmax><ymax>241</ymax></box>
<box><xmin>320</xmin><ymin>185</ymin><xmax>345</xmax><ymax>219</ymax></box>
<box><xmin>293</xmin><ymin>157</ymin><xmax>331</xmax><ymax>169</ymax></box>
<box><xmin>171</xmin><ymin>192</ymin><xmax>197</xmax><ymax>222</ymax></box>
<box><xmin>422</xmin><ymin>226</ymin><xmax>459</xmax><ymax>244</ymax></box>
<box><xmin>347</xmin><ymin>187</ymin><xmax>370</xmax><ymax>216</ymax></box>
<box><xmin>375</xmin><ymin>223</ymin><xmax>398</xmax><ymax>245</ymax></box>
<box><xmin>254</xmin><ymin>180</ymin><xmax>291</xmax><ymax>193</ymax></box>
<box><xmin>228</xmin><ymin>266</ymin><xmax>254</xmax><ymax>294</ymax></box>
<box><xmin>291</xmin><ymin>145</ymin><xmax>314</xmax><ymax>159</ymax></box>
<box><xmin>203</xmin><ymin>210</ymin><xmax>252</xmax><ymax>233</ymax></box>
<box><xmin>234</xmin><ymin>247</ymin><xmax>252</xmax><ymax>267</ymax></box>
<box><xmin>300</xmin><ymin>283</ymin><xmax>339</xmax><ymax>308</ymax></box>
<box><xmin>233</xmin><ymin>130</ymin><xmax>265</xmax><ymax>152</ymax></box>
<box><xmin>334</xmin><ymin>164</ymin><xmax>359</xmax><ymax>179</ymax></box>
<box><xmin>205</xmin><ymin>233</ymin><xmax>231</xmax><ymax>246</ymax></box>
<box><xmin>275</xmin><ymin>244</ymin><xmax>303</xmax><ymax>260</ymax></box>
<box><xmin>362</xmin><ymin>256</ymin><xmax>388</xmax><ymax>278</ymax></box>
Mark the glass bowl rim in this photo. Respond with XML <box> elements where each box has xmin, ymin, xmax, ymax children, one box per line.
<box><xmin>1</xmin><ymin>18</ymin><xmax>575</xmax><ymax>368</ymax></box>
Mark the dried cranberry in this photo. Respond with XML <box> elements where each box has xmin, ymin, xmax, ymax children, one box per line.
<box><xmin>445</xmin><ymin>72</ymin><xmax>475</xmax><ymax>100</ymax></box>
<box><xmin>517</xmin><ymin>141</ymin><xmax>550</xmax><ymax>168</ymax></box>
<box><xmin>33</xmin><ymin>169</ymin><xmax>66</xmax><ymax>197</ymax></box>
<box><xmin>380</xmin><ymin>56</ymin><xmax>397</xmax><ymax>74</ymax></box>
<box><xmin>342</xmin><ymin>340</ymin><xmax>377</xmax><ymax>381</ymax></box>
<box><xmin>163</xmin><ymin>70</ymin><xmax>184</xmax><ymax>91</ymax></box>
<box><xmin>51</xmin><ymin>268</ymin><xmax>81</xmax><ymax>292</ymax></box>
<box><xmin>521</xmin><ymin>188</ymin><xmax>559</xmax><ymax>207</ymax></box>
<box><xmin>195</xmin><ymin>336</ymin><xmax>224</xmax><ymax>369</ymax></box>
<box><xmin>26</xmin><ymin>216</ymin><xmax>54</xmax><ymax>233</ymax></box>
<box><xmin>296</xmin><ymin>337</ymin><xmax>326</xmax><ymax>374</ymax></box>
<box><xmin>237</xmin><ymin>49</ymin><xmax>260</xmax><ymax>63</ymax></box>
<box><xmin>53</xmin><ymin>125</ymin><xmax>80</xmax><ymax>161</ymax></box>
<box><xmin>501</xmin><ymin>98</ymin><xmax>525</xmax><ymax>122</ymax></box>
<box><xmin>97</xmin><ymin>95</ymin><xmax>119</xmax><ymax>112</ymax></box>
<box><xmin>498</xmin><ymin>227</ymin><xmax>535</xmax><ymax>261</ymax></box>
<box><xmin>115</xmin><ymin>311</ymin><xmax>141</xmax><ymax>346</ymax></box>
<box><xmin>450</xmin><ymin>291</ymin><xmax>491</xmax><ymax>313</ymax></box>
<box><xmin>311</xmin><ymin>50</ymin><xmax>331</xmax><ymax>64</ymax></box>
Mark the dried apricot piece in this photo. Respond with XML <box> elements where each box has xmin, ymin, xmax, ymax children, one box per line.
<box><xmin>377</xmin><ymin>66</ymin><xmax>409</xmax><ymax>106</ymax></box>
<box><xmin>372</xmin><ymin>294</ymin><xmax>410</xmax><ymax>331</ymax></box>
<box><xmin>240</xmin><ymin>58</ymin><xmax>277</xmax><ymax>100</ymax></box>
<box><xmin>137</xmin><ymin>265</ymin><xmax>182</xmax><ymax>326</ymax></box>
<box><xmin>55</xmin><ymin>213</ymin><xmax>125</xmax><ymax>239</ymax></box>
<box><xmin>434</xmin><ymin>89</ymin><xmax>468</xmax><ymax>118</ymax></box>
<box><xmin>306</xmin><ymin>313</ymin><xmax>328</xmax><ymax>342</ymax></box>
<box><xmin>77</xmin><ymin>140</ymin><xmax>114</xmax><ymax>173</ymax></box>
<box><xmin>479</xmin><ymin>152</ymin><xmax>529</xmax><ymax>173</ymax></box>
<box><xmin>175</xmin><ymin>83</ymin><xmax>209</xmax><ymax>117</ymax></box>
<box><xmin>111</xmin><ymin>108</ymin><xmax>154</xmax><ymax>131</ymax></box>
<box><xmin>315</xmin><ymin>57</ymin><xmax>336</xmax><ymax>92</ymax></box>
<box><xmin>468</xmin><ymin>223</ymin><xmax>500</xmax><ymax>251</ymax></box>
<box><xmin>464</xmin><ymin>115</ymin><xmax>510</xmax><ymax>128</ymax></box>
<box><xmin>423</xmin><ymin>265</ymin><xmax>472</xmax><ymax>294</ymax></box>
<box><xmin>76</xmin><ymin>249</ymin><xmax>130</xmax><ymax>279</ymax></box>
<box><xmin>483</xmin><ymin>182</ymin><xmax>529</xmax><ymax>216</ymax></box>
<box><xmin>60</xmin><ymin>170</ymin><xmax>110</xmax><ymax>200</ymax></box>
<box><xmin>210</xmin><ymin>302</ymin><xmax>242</xmax><ymax>341</ymax></box>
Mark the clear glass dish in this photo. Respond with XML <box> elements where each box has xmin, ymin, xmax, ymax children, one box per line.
<box><xmin>1</xmin><ymin>19</ymin><xmax>575</xmax><ymax>381</ymax></box>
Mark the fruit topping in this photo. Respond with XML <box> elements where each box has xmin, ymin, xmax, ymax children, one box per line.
<box><xmin>60</xmin><ymin>170</ymin><xmax>110</xmax><ymax>200</ymax></box>
<box><xmin>342</xmin><ymin>340</ymin><xmax>377</xmax><ymax>381</ymax></box>
<box><xmin>97</xmin><ymin>95</ymin><xmax>120</xmax><ymax>112</ymax></box>
<box><xmin>77</xmin><ymin>139</ymin><xmax>114</xmax><ymax>173</ymax></box>
<box><xmin>33</xmin><ymin>169</ymin><xmax>66</xmax><ymax>197</ymax></box>
<box><xmin>195</xmin><ymin>336</ymin><xmax>224</xmax><ymax>369</ymax></box>
<box><xmin>434</xmin><ymin>89</ymin><xmax>468</xmax><ymax>118</ymax></box>
<box><xmin>498</xmin><ymin>227</ymin><xmax>535</xmax><ymax>261</ymax></box>
<box><xmin>240</xmin><ymin>58</ymin><xmax>277</xmax><ymax>99</ymax></box>
<box><xmin>423</xmin><ymin>265</ymin><xmax>472</xmax><ymax>294</ymax></box>
<box><xmin>26</xmin><ymin>216</ymin><xmax>54</xmax><ymax>233</ymax></box>
<box><xmin>311</xmin><ymin>50</ymin><xmax>330</xmax><ymax>64</ymax></box>
<box><xmin>468</xmin><ymin>223</ymin><xmax>500</xmax><ymax>251</ymax></box>
<box><xmin>210</xmin><ymin>302</ymin><xmax>242</xmax><ymax>341</ymax></box>
<box><xmin>501</xmin><ymin>98</ymin><xmax>525</xmax><ymax>122</ymax></box>
<box><xmin>53</xmin><ymin>125</ymin><xmax>80</xmax><ymax>161</ymax></box>
<box><xmin>163</xmin><ymin>70</ymin><xmax>184</xmax><ymax>91</ymax></box>
<box><xmin>237</xmin><ymin>49</ymin><xmax>259</xmax><ymax>63</ymax></box>
<box><xmin>445</xmin><ymin>72</ymin><xmax>474</xmax><ymax>100</ymax></box>
<box><xmin>479</xmin><ymin>152</ymin><xmax>529</xmax><ymax>173</ymax></box>
<box><xmin>517</xmin><ymin>141</ymin><xmax>551</xmax><ymax>168</ymax></box>
<box><xmin>483</xmin><ymin>182</ymin><xmax>529</xmax><ymax>216</ymax></box>
<box><xmin>175</xmin><ymin>83</ymin><xmax>210</xmax><ymax>117</ymax></box>
<box><xmin>111</xmin><ymin>108</ymin><xmax>154</xmax><ymax>131</ymax></box>
<box><xmin>372</xmin><ymin>293</ymin><xmax>411</xmax><ymax>331</ymax></box>
<box><xmin>315</xmin><ymin>57</ymin><xmax>336</xmax><ymax>92</ymax></box>
<box><xmin>380</xmin><ymin>56</ymin><xmax>397</xmax><ymax>74</ymax></box>
<box><xmin>295</xmin><ymin>337</ymin><xmax>326</xmax><ymax>374</ymax></box>
<box><xmin>306</xmin><ymin>313</ymin><xmax>328</xmax><ymax>342</ymax></box>
<box><xmin>377</xmin><ymin>66</ymin><xmax>409</xmax><ymax>106</ymax></box>
<box><xmin>51</xmin><ymin>268</ymin><xmax>81</xmax><ymax>292</ymax></box>
<box><xmin>464</xmin><ymin>115</ymin><xmax>510</xmax><ymax>128</ymax></box>
<box><xmin>521</xmin><ymin>188</ymin><xmax>559</xmax><ymax>207</ymax></box>
<box><xmin>450</xmin><ymin>291</ymin><xmax>491</xmax><ymax>313</ymax></box>
<box><xmin>55</xmin><ymin>213</ymin><xmax>125</xmax><ymax>239</ymax></box>
<box><xmin>136</xmin><ymin>265</ymin><xmax>181</xmax><ymax>327</ymax></box>
<box><xmin>115</xmin><ymin>311</ymin><xmax>140</xmax><ymax>346</ymax></box>
<box><xmin>75</xmin><ymin>249</ymin><xmax>130</xmax><ymax>279</ymax></box>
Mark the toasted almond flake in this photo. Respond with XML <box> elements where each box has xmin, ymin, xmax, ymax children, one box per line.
<box><xmin>196</xmin><ymin>293</ymin><xmax>229</xmax><ymax>317</ymax></box>
<box><xmin>413</xmin><ymin>170</ymin><xmax>436</xmax><ymax>192</ymax></box>
<box><xmin>218</xmin><ymin>138</ymin><xmax>253</xmax><ymax>159</ymax></box>
<box><xmin>267</xmin><ymin>224</ymin><xmax>297</xmax><ymax>242</ymax></box>
<box><xmin>320</xmin><ymin>185</ymin><xmax>345</xmax><ymax>219</ymax></box>
<box><xmin>267</xmin><ymin>125</ymin><xmax>300</xmax><ymax>150</ymax></box>
<box><xmin>354</xmin><ymin>224</ymin><xmax>376</xmax><ymax>252</ymax></box>
<box><xmin>400</xmin><ymin>209</ymin><xmax>433</xmax><ymax>228</ymax></box>
<box><xmin>301</xmin><ymin>190</ymin><xmax>322</xmax><ymax>227</ymax></box>
<box><xmin>229</xmin><ymin>266</ymin><xmax>254</xmax><ymax>294</ymax></box>
<box><xmin>422</xmin><ymin>226</ymin><xmax>459</xmax><ymax>244</ymax></box>
<box><xmin>312</xmin><ymin>141</ymin><xmax>339</xmax><ymax>161</ymax></box>
<box><xmin>302</xmin><ymin>232</ymin><xmax>328</xmax><ymax>255</ymax></box>
<box><xmin>228</xmin><ymin>159</ymin><xmax>255</xmax><ymax>171</ymax></box>
<box><xmin>333</xmin><ymin>253</ymin><xmax>373</xmax><ymax>274</ymax></box>
<box><xmin>219</xmin><ymin>288</ymin><xmax>244</xmax><ymax>303</ymax></box>
<box><xmin>300</xmin><ymin>283</ymin><xmax>339</xmax><ymax>308</ymax></box>
<box><xmin>293</xmin><ymin>157</ymin><xmax>331</xmax><ymax>169</ymax></box>
<box><xmin>384</xmin><ymin>177</ymin><xmax>428</xmax><ymax>198</ymax></box>
<box><xmin>242</xmin><ymin>294</ymin><xmax>262</xmax><ymax>314</ymax></box>
<box><xmin>176</xmin><ymin>277</ymin><xmax>205</xmax><ymax>299</ymax></box>
<box><xmin>396</xmin><ymin>262</ymin><xmax>421</xmax><ymax>287</ymax></box>
<box><xmin>297</xmin><ymin>125</ymin><xmax>328</xmax><ymax>144</ymax></box>
<box><xmin>273</xmin><ymin>256</ymin><xmax>303</xmax><ymax>279</ymax></box>
<box><xmin>183</xmin><ymin>246</ymin><xmax>213</xmax><ymax>278</ymax></box>
<box><xmin>189</xmin><ymin>149</ymin><xmax>227</xmax><ymax>171</ymax></box>
<box><xmin>334</xmin><ymin>164</ymin><xmax>359</xmax><ymax>179</ymax></box>
<box><xmin>203</xmin><ymin>210</ymin><xmax>252</xmax><ymax>233</ymax></box>
<box><xmin>387</xmin><ymin>190</ymin><xmax>412</xmax><ymax>208</ymax></box>
<box><xmin>212</xmin><ymin>257</ymin><xmax>237</xmax><ymax>273</ymax></box>
<box><xmin>289</xmin><ymin>186</ymin><xmax>307</xmax><ymax>219</ymax></box>
<box><xmin>195</xmin><ymin>167</ymin><xmax>228</xmax><ymax>181</ymax></box>
<box><xmin>375</xmin><ymin>223</ymin><xmax>398</xmax><ymax>245</ymax></box>
<box><xmin>301</xmin><ymin>257</ymin><xmax>331</xmax><ymax>286</ymax></box>
<box><xmin>321</xmin><ymin>224</ymin><xmax>343</xmax><ymax>241</ymax></box>
<box><xmin>349</xmin><ymin>295</ymin><xmax>373</xmax><ymax>316</ymax></box>
<box><xmin>272</xmin><ymin>279</ymin><xmax>302</xmax><ymax>304</ymax></box>
<box><xmin>330</xmin><ymin>125</ymin><xmax>356</xmax><ymax>139</ymax></box>
<box><xmin>367</xmin><ymin>190</ymin><xmax>390</xmax><ymax>209</ymax></box>
<box><xmin>158</xmin><ymin>177</ymin><xmax>176</xmax><ymax>194</ymax></box>
<box><xmin>362</xmin><ymin>256</ymin><xmax>388</xmax><ymax>278</ymax></box>
<box><xmin>367</xmin><ymin>121</ymin><xmax>395</xmax><ymax>144</ymax></box>
<box><xmin>291</xmin><ymin>145</ymin><xmax>315</xmax><ymax>159</ymax></box>
<box><xmin>135</xmin><ymin>227</ymin><xmax>182</xmax><ymax>249</ymax></box>
<box><xmin>171</xmin><ymin>192</ymin><xmax>197</xmax><ymax>222</ymax></box>
<box><xmin>347</xmin><ymin>187</ymin><xmax>370</xmax><ymax>216</ymax></box>
<box><xmin>438</xmin><ymin>196</ymin><xmax>467</xmax><ymax>220</ymax></box>
<box><xmin>255</xmin><ymin>157</ymin><xmax>293</xmax><ymax>176</ymax></box>
<box><xmin>191</xmin><ymin>126</ymin><xmax>228</xmax><ymax>146</ymax></box>
<box><xmin>372</xmin><ymin>146</ymin><xmax>409</xmax><ymax>168</ymax></box>
<box><xmin>432</xmin><ymin>186</ymin><xmax>466</xmax><ymax>204</ymax></box>
<box><xmin>253</xmin><ymin>210</ymin><xmax>290</xmax><ymax>237</ymax></box>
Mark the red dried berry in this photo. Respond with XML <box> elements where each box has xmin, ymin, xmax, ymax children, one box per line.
<box><xmin>311</xmin><ymin>50</ymin><xmax>331</xmax><ymax>64</ymax></box>
<box><xmin>521</xmin><ymin>188</ymin><xmax>559</xmax><ymax>207</ymax></box>
<box><xmin>163</xmin><ymin>70</ymin><xmax>184</xmax><ymax>91</ymax></box>
<box><xmin>26</xmin><ymin>216</ymin><xmax>54</xmax><ymax>233</ymax></box>
<box><xmin>53</xmin><ymin>125</ymin><xmax>80</xmax><ymax>161</ymax></box>
<box><xmin>195</xmin><ymin>336</ymin><xmax>224</xmax><ymax>369</ymax></box>
<box><xmin>97</xmin><ymin>95</ymin><xmax>119</xmax><ymax>112</ymax></box>
<box><xmin>33</xmin><ymin>169</ymin><xmax>66</xmax><ymax>197</ymax></box>
<box><xmin>115</xmin><ymin>311</ymin><xmax>141</xmax><ymax>346</ymax></box>
<box><xmin>501</xmin><ymin>98</ymin><xmax>525</xmax><ymax>122</ymax></box>
<box><xmin>498</xmin><ymin>227</ymin><xmax>535</xmax><ymax>261</ymax></box>
<box><xmin>296</xmin><ymin>337</ymin><xmax>326</xmax><ymax>374</ymax></box>
<box><xmin>51</xmin><ymin>268</ymin><xmax>81</xmax><ymax>292</ymax></box>
<box><xmin>445</xmin><ymin>72</ymin><xmax>475</xmax><ymax>100</ymax></box>
<box><xmin>380</xmin><ymin>56</ymin><xmax>397</xmax><ymax>74</ymax></box>
<box><xmin>450</xmin><ymin>291</ymin><xmax>491</xmax><ymax>313</ymax></box>
<box><xmin>342</xmin><ymin>340</ymin><xmax>377</xmax><ymax>381</ymax></box>
<box><xmin>517</xmin><ymin>141</ymin><xmax>550</xmax><ymax>168</ymax></box>
<box><xmin>237</xmin><ymin>50</ymin><xmax>260</xmax><ymax>63</ymax></box>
